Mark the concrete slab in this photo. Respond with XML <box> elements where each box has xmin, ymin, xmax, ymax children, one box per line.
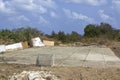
<box><xmin>104</xmin><ymin>55</ymin><xmax>120</xmax><ymax>61</ymax></box>
<box><xmin>86</xmin><ymin>53</ymin><xmax>104</xmax><ymax>61</ymax></box>
<box><xmin>86</xmin><ymin>48</ymin><xmax>104</xmax><ymax>61</ymax></box>
<box><xmin>83</xmin><ymin>61</ymin><xmax>105</xmax><ymax>68</ymax></box>
<box><xmin>0</xmin><ymin>47</ymin><xmax>120</xmax><ymax>68</ymax></box>
<box><xmin>103</xmin><ymin>48</ymin><xmax>120</xmax><ymax>62</ymax></box>
<box><xmin>56</xmin><ymin>60</ymin><xmax>83</xmax><ymax>66</ymax></box>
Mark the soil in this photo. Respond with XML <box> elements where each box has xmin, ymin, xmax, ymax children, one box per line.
<box><xmin>112</xmin><ymin>47</ymin><xmax>120</xmax><ymax>59</ymax></box>
<box><xmin>109</xmin><ymin>41</ymin><xmax>120</xmax><ymax>59</ymax></box>
<box><xmin>0</xmin><ymin>64</ymin><xmax>120</xmax><ymax>80</ymax></box>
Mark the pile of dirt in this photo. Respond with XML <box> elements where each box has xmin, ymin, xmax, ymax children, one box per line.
<box><xmin>9</xmin><ymin>71</ymin><xmax>59</xmax><ymax>80</ymax></box>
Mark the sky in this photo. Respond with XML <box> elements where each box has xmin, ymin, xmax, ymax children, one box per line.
<box><xmin>0</xmin><ymin>0</ymin><xmax>120</xmax><ymax>34</ymax></box>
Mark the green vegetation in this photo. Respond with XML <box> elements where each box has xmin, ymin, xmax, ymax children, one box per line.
<box><xmin>0</xmin><ymin>27</ymin><xmax>43</xmax><ymax>46</ymax></box>
<box><xmin>84</xmin><ymin>23</ymin><xmax>120</xmax><ymax>40</ymax></box>
<box><xmin>13</xmin><ymin>27</ymin><xmax>43</xmax><ymax>46</ymax></box>
<box><xmin>50</xmin><ymin>22</ymin><xmax>120</xmax><ymax>43</ymax></box>
<box><xmin>0</xmin><ymin>22</ymin><xmax>119</xmax><ymax>46</ymax></box>
<box><xmin>50</xmin><ymin>31</ymin><xmax>81</xmax><ymax>43</ymax></box>
<box><xmin>0</xmin><ymin>52</ymin><xmax>5</xmax><ymax>54</ymax></box>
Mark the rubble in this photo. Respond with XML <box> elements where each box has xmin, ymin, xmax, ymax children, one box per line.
<box><xmin>9</xmin><ymin>71</ymin><xmax>59</xmax><ymax>80</ymax></box>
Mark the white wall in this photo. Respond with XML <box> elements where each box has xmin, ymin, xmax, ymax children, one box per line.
<box><xmin>0</xmin><ymin>45</ymin><xmax>6</xmax><ymax>52</ymax></box>
<box><xmin>32</xmin><ymin>37</ymin><xmax>45</xmax><ymax>47</ymax></box>
<box><xmin>6</xmin><ymin>42</ymin><xmax>23</xmax><ymax>51</ymax></box>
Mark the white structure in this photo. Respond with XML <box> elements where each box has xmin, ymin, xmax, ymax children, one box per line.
<box><xmin>0</xmin><ymin>45</ymin><xmax>6</xmax><ymax>52</ymax></box>
<box><xmin>32</xmin><ymin>37</ymin><xmax>45</xmax><ymax>47</ymax></box>
<box><xmin>5</xmin><ymin>42</ymin><xmax>23</xmax><ymax>51</ymax></box>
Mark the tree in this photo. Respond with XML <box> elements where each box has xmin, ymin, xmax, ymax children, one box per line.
<box><xmin>84</xmin><ymin>24</ymin><xmax>98</xmax><ymax>37</ymax></box>
<box><xmin>57</xmin><ymin>31</ymin><xmax>66</xmax><ymax>43</ymax></box>
<box><xmin>98</xmin><ymin>23</ymin><xmax>113</xmax><ymax>39</ymax></box>
<box><xmin>0</xmin><ymin>29</ymin><xmax>20</xmax><ymax>44</ymax></box>
<box><xmin>113</xmin><ymin>30</ymin><xmax>120</xmax><ymax>41</ymax></box>
<box><xmin>99</xmin><ymin>22</ymin><xmax>112</xmax><ymax>34</ymax></box>
<box><xmin>51</xmin><ymin>31</ymin><xmax>57</xmax><ymax>39</ymax></box>
<box><xmin>13</xmin><ymin>27</ymin><xmax>43</xmax><ymax>47</ymax></box>
<box><xmin>84</xmin><ymin>22</ymin><xmax>114</xmax><ymax>39</ymax></box>
<box><xmin>69</xmin><ymin>31</ymin><xmax>81</xmax><ymax>42</ymax></box>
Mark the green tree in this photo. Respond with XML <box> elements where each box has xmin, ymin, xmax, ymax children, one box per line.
<box><xmin>98</xmin><ymin>23</ymin><xmax>113</xmax><ymax>39</ymax></box>
<box><xmin>0</xmin><ymin>29</ymin><xmax>20</xmax><ymax>44</ymax></box>
<box><xmin>13</xmin><ymin>27</ymin><xmax>43</xmax><ymax>47</ymax></box>
<box><xmin>99</xmin><ymin>22</ymin><xmax>112</xmax><ymax>34</ymax></box>
<box><xmin>51</xmin><ymin>31</ymin><xmax>57</xmax><ymax>39</ymax></box>
<box><xmin>84</xmin><ymin>24</ymin><xmax>98</xmax><ymax>37</ymax></box>
<box><xmin>57</xmin><ymin>31</ymin><xmax>66</xmax><ymax>43</ymax></box>
<box><xmin>69</xmin><ymin>31</ymin><xmax>81</xmax><ymax>42</ymax></box>
<box><xmin>84</xmin><ymin>23</ymin><xmax>114</xmax><ymax>38</ymax></box>
<box><xmin>113</xmin><ymin>30</ymin><xmax>120</xmax><ymax>41</ymax></box>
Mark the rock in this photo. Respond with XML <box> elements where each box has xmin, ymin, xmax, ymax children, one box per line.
<box><xmin>9</xmin><ymin>71</ymin><xmax>59</xmax><ymax>80</ymax></box>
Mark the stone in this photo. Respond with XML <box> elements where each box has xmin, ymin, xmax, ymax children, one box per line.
<box><xmin>9</xmin><ymin>71</ymin><xmax>59</xmax><ymax>80</ymax></box>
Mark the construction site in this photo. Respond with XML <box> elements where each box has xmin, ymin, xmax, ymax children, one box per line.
<box><xmin>0</xmin><ymin>37</ymin><xmax>120</xmax><ymax>80</ymax></box>
<box><xmin>1</xmin><ymin>0</ymin><xmax>120</xmax><ymax>79</ymax></box>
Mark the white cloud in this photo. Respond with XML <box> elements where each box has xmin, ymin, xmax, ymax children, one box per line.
<box><xmin>8</xmin><ymin>15</ymin><xmax>30</xmax><ymax>22</ymax></box>
<box><xmin>0</xmin><ymin>0</ymin><xmax>58</xmax><ymax>26</ymax></box>
<box><xmin>35</xmin><ymin>0</ymin><xmax>56</xmax><ymax>8</ymax></box>
<box><xmin>9</xmin><ymin>0</ymin><xmax>48</xmax><ymax>14</ymax></box>
<box><xmin>39</xmin><ymin>16</ymin><xmax>48</xmax><ymax>24</ymax></box>
<box><xmin>17</xmin><ymin>15</ymin><xmax>30</xmax><ymax>22</ymax></box>
<box><xmin>112</xmin><ymin>0</ymin><xmax>120</xmax><ymax>13</ymax></box>
<box><xmin>65</xmin><ymin>0</ymin><xmax>107</xmax><ymax>6</ymax></box>
<box><xmin>50</xmin><ymin>11</ymin><xmax>58</xmax><ymax>18</ymax></box>
<box><xmin>0</xmin><ymin>0</ymin><xmax>14</xmax><ymax>13</ymax></box>
<box><xmin>0</xmin><ymin>0</ymin><xmax>56</xmax><ymax>14</ymax></box>
<box><xmin>63</xmin><ymin>9</ymin><xmax>73</xmax><ymax>18</ymax></box>
<box><xmin>98</xmin><ymin>10</ymin><xmax>112</xmax><ymax>20</ymax></box>
<box><xmin>63</xmin><ymin>8</ymin><xmax>94</xmax><ymax>23</ymax></box>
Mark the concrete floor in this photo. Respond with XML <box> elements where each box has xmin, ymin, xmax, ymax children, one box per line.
<box><xmin>0</xmin><ymin>46</ymin><xmax>120</xmax><ymax>68</ymax></box>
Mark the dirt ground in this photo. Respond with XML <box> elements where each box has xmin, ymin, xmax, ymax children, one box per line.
<box><xmin>0</xmin><ymin>64</ymin><xmax>120</xmax><ymax>80</ymax></box>
<box><xmin>112</xmin><ymin>47</ymin><xmax>120</xmax><ymax>59</ymax></box>
<box><xmin>108</xmin><ymin>41</ymin><xmax>120</xmax><ymax>58</ymax></box>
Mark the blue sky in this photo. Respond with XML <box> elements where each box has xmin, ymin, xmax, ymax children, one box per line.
<box><xmin>0</xmin><ymin>0</ymin><xmax>120</xmax><ymax>34</ymax></box>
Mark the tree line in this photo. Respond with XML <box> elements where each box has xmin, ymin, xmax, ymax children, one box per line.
<box><xmin>0</xmin><ymin>27</ymin><xmax>43</xmax><ymax>46</ymax></box>
<box><xmin>49</xmin><ymin>22</ymin><xmax>120</xmax><ymax>43</ymax></box>
<box><xmin>0</xmin><ymin>22</ymin><xmax>120</xmax><ymax>46</ymax></box>
<box><xmin>49</xmin><ymin>31</ymin><xmax>82</xmax><ymax>43</ymax></box>
<box><xmin>84</xmin><ymin>23</ymin><xmax>120</xmax><ymax>40</ymax></box>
